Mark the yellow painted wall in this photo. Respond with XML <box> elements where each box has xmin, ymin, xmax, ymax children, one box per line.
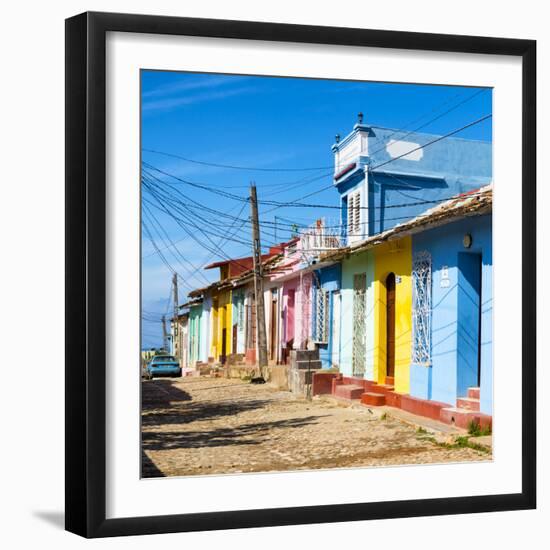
<box><xmin>373</xmin><ymin>236</ymin><xmax>412</xmax><ymax>394</ymax></box>
<box><xmin>212</xmin><ymin>290</ymin><xmax>233</xmax><ymax>361</ymax></box>
<box><xmin>210</xmin><ymin>295</ymin><xmax>219</xmax><ymax>358</ymax></box>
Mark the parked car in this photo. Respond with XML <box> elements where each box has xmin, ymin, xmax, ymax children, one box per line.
<box><xmin>144</xmin><ymin>355</ymin><xmax>181</xmax><ymax>379</ymax></box>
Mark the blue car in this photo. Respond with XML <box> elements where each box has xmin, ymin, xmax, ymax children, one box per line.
<box><xmin>145</xmin><ymin>355</ymin><xmax>181</xmax><ymax>379</ymax></box>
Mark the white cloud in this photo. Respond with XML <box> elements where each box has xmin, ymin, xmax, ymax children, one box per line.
<box><xmin>143</xmin><ymin>85</ymin><xmax>255</xmax><ymax>112</ymax></box>
<box><xmin>142</xmin><ymin>75</ymin><xmax>249</xmax><ymax>99</ymax></box>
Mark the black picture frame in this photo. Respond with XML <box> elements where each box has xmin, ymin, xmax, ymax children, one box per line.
<box><xmin>65</xmin><ymin>11</ymin><xmax>536</xmax><ymax>538</ymax></box>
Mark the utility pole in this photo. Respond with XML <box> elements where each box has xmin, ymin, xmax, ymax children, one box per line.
<box><xmin>161</xmin><ymin>315</ymin><xmax>168</xmax><ymax>353</ymax></box>
<box><xmin>172</xmin><ymin>273</ymin><xmax>179</xmax><ymax>363</ymax></box>
<box><xmin>250</xmin><ymin>183</ymin><xmax>268</xmax><ymax>371</ymax></box>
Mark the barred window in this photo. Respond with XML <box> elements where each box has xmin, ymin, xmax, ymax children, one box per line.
<box><xmin>314</xmin><ymin>288</ymin><xmax>329</xmax><ymax>343</ymax></box>
<box><xmin>352</xmin><ymin>273</ymin><xmax>367</xmax><ymax>376</ymax></box>
<box><xmin>412</xmin><ymin>251</ymin><xmax>432</xmax><ymax>365</ymax></box>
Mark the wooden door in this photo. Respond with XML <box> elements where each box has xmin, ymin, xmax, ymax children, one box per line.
<box><xmin>386</xmin><ymin>273</ymin><xmax>396</xmax><ymax>378</ymax></box>
<box><xmin>221</xmin><ymin>328</ymin><xmax>227</xmax><ymax>364</ymax></box>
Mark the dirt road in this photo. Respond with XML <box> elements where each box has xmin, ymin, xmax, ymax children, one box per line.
<box><xmin>141</xmin><ymin>377</ymin><xmax>490</xmax><ymax>477</ymax></box>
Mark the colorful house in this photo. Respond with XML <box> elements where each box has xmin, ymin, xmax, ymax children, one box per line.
<box><xmin>312</xmin><ymin>263</ymin><xmax>342</xmax><ymax>369</ymax></box>
<box><xmin>409</xmin><ymin>201</ymin><xmax>493</xmax><ymax>418</ymax></box>
<box><xmin>203</xmin><ymin>258</ymin><xmax>249</xmax><ymax>363</ymax></box>
<box><xmin>319</xmin><ymin>185</ymin><xmax>493</xmax><ymax>427</ymax></box>
<box><xmin>187</xmin><ymin>299</ymin><xmax>204</xmax><ymax>366</ymax></box>
<box><xmin>186</xmin><ymin>247</ymin><xmax>284</xmax><ymax>365</ymax></box>
<box><xmin>170</xmin><ymin>311</ymin><xmax>189</xmax><ymax>368</ymax></box>
<box><xmin>330</xmin><ymin>116</ymin><xmax>492</xmax><ymax>390</ymax></box>
<box><xmin>268</xmin><ymin>226</ymin><xmax>341</xmax><ymax>363</ymax></box>
<box><xmin>178</xmin><ymin>114</ymin><xmax>494</xmax><ymax>429</ymax></box>
<box><xmin>371</xmin><ymin>236</ymin><xmax>413</xmax><ymax>393</ymax></box>
<box><xmin>339</xmin><ymin>248</ymin><xmax>375</xmax><ymax>379</ymax></box>
<box><xmin>309</xmin><ymin>115</ymin><xmax>494</xmax><ymax>427</ymax></box>
<box><xmin>268</xmin><ymin>238</ymin><xmax>312</xmax><ymax>356</ymax></box>
<box><xmin>332</xmin><ymin>114</ymin><xmax>492</xmax><ymax>243</ymax></box>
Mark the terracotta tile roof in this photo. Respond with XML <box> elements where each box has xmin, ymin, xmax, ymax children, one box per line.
<box><xmin>321</xmin><ymin>184</ymin><xmax>493</xmax><ymax>261</ymax></box>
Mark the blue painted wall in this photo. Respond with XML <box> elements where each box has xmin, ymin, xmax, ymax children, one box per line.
<box><xmin>410</xmin><ymin>214</ymin><xmax>493</xmax><ymax>414</ymax></box>
<box><xmin>456</xmin><ymin>252</ymin><xmax>482</xmax><ymax>397</ymax></box>
<box><xmin>334</xmin><ymin>124</ymin><xmax>492</xmax><ymax>237</ymax></box>
<box><xmin>312</xmin><ymin>263</ymin><xmax>342</xmax><ymax>368</ymax></box>
<box><xmin>367</xmin><ymin>126</ymin><xmax>492</xmax><ymax>180</ymax></box>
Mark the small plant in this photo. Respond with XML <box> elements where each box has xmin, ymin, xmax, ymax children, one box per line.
<box><xmin>454</xmin><ymin>436</ymin><xmax>470</xmax><ymax>447</ymax></box>
<box><xmin>480</xmin><ymin>424</ymin><xmax>492</xmax><ymax>436</ymax></box>
<box><xmin>467</xmin><ymin>419</ymin><xmax>492</xmax><ymax>437</ymax></box>
<box><xmin>416</xmin><ymin>426</ymin><xmax>428</xmax><ymax>434</ymax></box>
<box><xmin>380</xmin><ymin>412</ymin><xmax>388</xmax><ymax>421</ymax></box>
<box><xmin>467</xmin><ymin>420</ymin><xmax>482</xmax><ymax>436</ymax></box>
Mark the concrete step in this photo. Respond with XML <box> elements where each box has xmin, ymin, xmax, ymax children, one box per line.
<box><xmin>361</xmin><ymin>392</ymin><xmax>386</xmax><ymax>406</ymax></box>
<box><xmin>467</xmin><ymin>387</ymin><xmax>480</xmax><ymax>399</ymax></box>
<box><xmin>290</xmin><ymin>349</ymin><xmax>320</xmax><ymax>362</ymax></box>
<box><xmin>334</xmin><ymin>384</ymin><xmax>364</xmax><ymax>400</ymax></box>
<box><xmin>456</xmin><ymin>397</ymin><xmax>480</xmax><ymax>411</ymax></box>
<box><xmin>294</xmin><ymin>360</ymin><xmax>323</xmax><ymax>370</ymax></box>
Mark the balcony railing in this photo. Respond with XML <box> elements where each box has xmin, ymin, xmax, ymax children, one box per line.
<box><xmin>299</xmin><ymin>219</ymin><xmax>342</xmax><ymax>255</ymax></box>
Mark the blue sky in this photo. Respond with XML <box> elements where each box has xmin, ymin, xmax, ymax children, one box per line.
<box><xmin>141</xmin><ymin>70</ymin><xmax>492</xmax><ymax>349</ymax></box>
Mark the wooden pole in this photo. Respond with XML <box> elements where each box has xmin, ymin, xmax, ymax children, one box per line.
<box><xmin>250</xmin><ymin>184</ymin><xmax>268</xmax><ymax>371</ymax></box>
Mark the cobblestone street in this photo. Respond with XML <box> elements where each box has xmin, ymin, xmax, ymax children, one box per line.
<box><xmin>141</xmin><ymin>377</ymin><xmax>491</xmax><ymax>478</ymax></box>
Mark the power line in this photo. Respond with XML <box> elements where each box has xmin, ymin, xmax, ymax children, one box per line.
<box><xmin>142</xmin><ymin>180</ymin><xmax>256</xmax><ymax>272</ymax></box>
<box><xmin>143</xmin><ymin>148</ymin><xmax>332</xmax><ymax>172</ymax></box>
<box><xmin>142</xmin><ymin>209</ymin><xmax>205</xmax><ymax>290</ymax></box>
<box><xmin>370</xmin><ymin>113</ymin><xmax>492</xmax><ymax>171</ymax></box>
<box><xmin>142</xmin><ymin>201</ymin><xmax>212</xmax><ymax>286</ymax></box>
<box><xmin>143</xmin><ymin>185</ymin><xmax>253</xmax><ymax>248</ymax></box>
<box><xmin>367</xmin><ymin>88</ymin><xmax>489</xmax><ymax>158</ymax></box>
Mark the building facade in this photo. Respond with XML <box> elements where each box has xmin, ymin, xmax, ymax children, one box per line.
<box><xmin>410</xmin><ymin>213</ymin><xmax>493</xmax><ymax>415</ymax></box>
<box><xmin>175</xmin><ymin>115</ymin><xmax>493</xmax><ymax>427</ymax></box>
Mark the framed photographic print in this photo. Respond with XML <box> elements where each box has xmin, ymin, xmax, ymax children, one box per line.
<box><xmin>65</xmin><ymin>11</ymin><xmax>536</xmax><ymax>538</ymax></box>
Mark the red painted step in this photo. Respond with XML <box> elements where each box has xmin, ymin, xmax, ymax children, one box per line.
<box><xmin>385</xmin><ymin>376</ymin><xmax>395</xmax><ymax>386</ymax></box>
<box><xmin>361</xmin><ymin>392</ymin><xmax>386</xmax><ymax>406</ymax></box>
<box><xmin>372</xmin><ymin>384</ymin><xmax>395</xmax><ymax>395</ymax></box>
<box><xmin>468</xmin><ymin>387</ymin><xmax>480</xmax><ymax>399</ymax></box>
<box><xmin>400</xmin><ymin>394</ymin><xmax>451</xmax><ymax>421</ymax></box>
<box><xmin>456</xmin><ymin>397</ymin><xmax>480</xmax><ymax>412</ymax></box>
<box><xmin>334</xmin><ymin>384</ymin><xmax>364</xmax><ymax>400</ymax></box>
<box><xmin>440</xmin><ymin>407</ymin><xmax>492</xmax><ymax>430</ymax></box>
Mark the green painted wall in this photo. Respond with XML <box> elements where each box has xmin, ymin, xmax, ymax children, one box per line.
<box><xmin>340</xmin><ymin>249</ymin><xmax>375</xmax><ymax>379</ymax></box>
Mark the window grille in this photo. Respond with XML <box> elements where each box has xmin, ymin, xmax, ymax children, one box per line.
<box><xmin>299</xmin><ymin>274</ymin><xmax>312</xmax><ymax>348</ymax></box>
<box><xmin>412</xmin><ymin>251</ymin><xmax>432</xmax><ymax>365</ymax></box>
<box><xmin>352</xmin><ymin>273</ymin><xmax>367</xmax><ymax>376</ymax></box>
<box><xmin>245</xmin><ymin>294</ymin><xmax>256</xmax><ymax>349</ymax></box>
<box><xmin>314</xmin><ymin>288</ymin><xmax>329</xmax><ymax>343</ymax></box>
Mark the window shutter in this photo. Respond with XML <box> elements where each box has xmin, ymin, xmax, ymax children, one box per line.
<box><xmin>347</xmin><ymin>195</ymin><xmax>354</xmax><ymax>236</ymax></box>
<box><xmin>354</xmin><ymin>192</ymin><xmax>361</xmax><ymax>234</ymax></box>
